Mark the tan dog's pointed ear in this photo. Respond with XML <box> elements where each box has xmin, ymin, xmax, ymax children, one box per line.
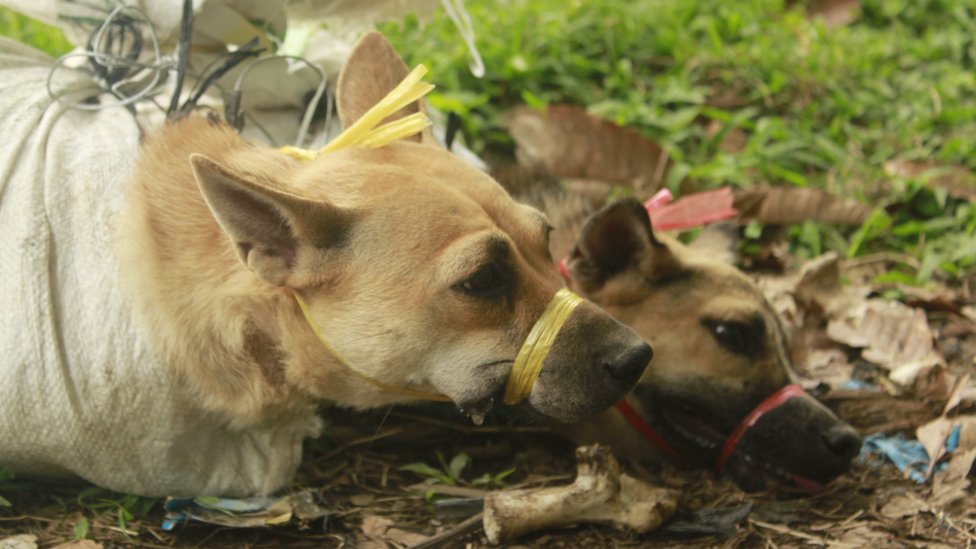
<box><xmin>336</xmin><ymin>31</ymin><xmax>434</xmax><ymax>144</ymax></box>
<box><xmin>190</xmin><ymin>154</ymin><xmax>355</xmax><ymax>287</ymax></box>
<box><xmin>688</xmin><ymin>222</ymin><xmax>738</xmax><ymax>265</ymax></box>
<box><xmin>569</xmin><ymin>197</ymin><xmax>683</xmax><ymax>292</ymax></box>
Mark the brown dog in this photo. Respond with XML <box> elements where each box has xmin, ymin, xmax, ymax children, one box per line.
<box><xmin>526</xmin><ymin>188</ymin><xmax>861</xmax><ymax>491</ymax></box>
<box><xmin>110</xmin><ymin>32</ymin><xmax>650</xmax><ymax>495</ymax></box>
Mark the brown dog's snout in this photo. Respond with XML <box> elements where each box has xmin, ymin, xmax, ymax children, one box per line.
<box><xmin>822</xmin><ymin>424</ymin><xmax>862</xmax><ymax>461</ymax></box>
<box><xmin>604</xmin><ymin>343</ymin><xmax>653</xmax><ymax>381</ymax></box>
<box><xmin>523</xmin><ymin>299</ymin><xmax>651</xmax><ymax>423</ymax></box>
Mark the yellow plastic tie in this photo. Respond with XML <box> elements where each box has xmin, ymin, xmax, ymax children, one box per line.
<box><xmin>279</xmin><ymin>64</ymin><xmax>434</xmax><ymax>161</ymax></box>
<box><xmin>503</xmin><ymin>288</ymin><xmax>584</xmax><ymax>405</ymax></box>
<box><xmin>294</xmin><ymin>291</ymin><xmax>452</xmax><ymax>402</ymax></box>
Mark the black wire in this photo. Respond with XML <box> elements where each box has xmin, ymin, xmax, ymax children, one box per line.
<box><xmin>166</xmin><ymin>0</ymin><xmax>194</xmax><ymax>118</ymax></box>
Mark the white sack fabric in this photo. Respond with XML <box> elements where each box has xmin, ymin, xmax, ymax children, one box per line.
<box><xmin>0</xmin><ymin>38</ymin><xmax>322</xmax><ymax>497</ymax></box>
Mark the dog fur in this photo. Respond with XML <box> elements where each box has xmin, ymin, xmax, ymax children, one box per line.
<box><xmin>115</xmin><ymin>32</ymin><xmax>651</xmax><ymax>436</ymax></box>
<box><xmin>518</xmin><ymin>186</ymin><xmax>862</xmax><ymax>489</ymax></box>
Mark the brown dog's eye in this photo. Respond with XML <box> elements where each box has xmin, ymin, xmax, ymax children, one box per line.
<box><xmin>456</xmin><ymin>263</ymin><xmax>510</xmax><ymax>299</ymax></box>
<box><xmin>703</xmin><ymin>319</ymin><xmax>765</xmax><ymax>357</ymax></box>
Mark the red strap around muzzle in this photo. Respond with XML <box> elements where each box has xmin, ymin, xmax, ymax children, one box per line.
<box><xmin>713</xmin><ymin>384</ymin><xmax>808</xmax><ymax>474</ymax></box>
<box><xmin>615</xmin><ymin>384</ymin><xmax>810</xmax><ymax>474</ymax></box>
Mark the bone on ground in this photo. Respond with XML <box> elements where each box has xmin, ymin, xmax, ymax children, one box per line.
<box><xmin>482</xmin><ymin>444</ymin><xmax>678</xmax><ymax>544</ymax></box>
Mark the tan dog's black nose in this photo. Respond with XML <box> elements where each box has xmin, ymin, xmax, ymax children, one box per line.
<box><xmin>822</xmin><ymin>424</ymin><xmax>862</xmax><ymax>461</ymax></box>
<box><xmin>603</xmin><ymin>342</ymin><xmax>653</xmax><ymax>381</ymax></box>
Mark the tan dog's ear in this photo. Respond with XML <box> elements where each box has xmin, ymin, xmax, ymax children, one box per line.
<box><xmin>688</xmin><ymin>222</ymin><xmax>738</xmax><ymax>265</ymax></box>
<box><xmin>190</xmin><ymin>154</ymin><xmax>355</xmax><ymax>287</ymax></box>
<box><xmin>336</xmin><ymin>31</ymin><xmax>434</xmax><ymax>144</ymax></box>
<box><xmin>569</xmin><ymin>197</ymin><xmax>683</xmax><ymax>292</ymax></box>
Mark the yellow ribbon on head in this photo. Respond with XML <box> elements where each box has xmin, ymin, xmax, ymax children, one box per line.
<box><xmin>279</xmin><ymin>64</ymin><xmax>435</xmax><ymax>162</ymax></box>
<box><xmin>282</xmin><ymin>63</ymin><xmax>583</xmax><ymax>405</ymax></box>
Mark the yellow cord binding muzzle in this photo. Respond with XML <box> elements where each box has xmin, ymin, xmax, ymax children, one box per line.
<box><xmin>502</xmin><ymin>288</ymin><xmax>583</xmax><ymax>405</ymax></box>
<box><xmin>278</xmin><ymin>62</ymin><xmax>583</xmax><ymax>406</ymax></box>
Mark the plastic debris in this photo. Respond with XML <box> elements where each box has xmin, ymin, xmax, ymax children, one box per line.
<box><xmin>162</xmin><ymin>489</ymin><xmax>329</xmax><ymax>531</ymax></box>
<box><xmin>859</xmin><ymin>427</ymin><xmax>960</xmax><ymax>483</ymax></box>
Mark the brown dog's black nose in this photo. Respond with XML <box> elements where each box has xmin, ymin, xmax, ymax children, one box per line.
<box><xmin>822</xmin><ymin>424</ymin><xmax>862</xmax><ymax>460</ymax></box>
<box><xmin>603</xmin><ymin>342</ymin><xmax>653</xmax><ymax>381</ymax></box>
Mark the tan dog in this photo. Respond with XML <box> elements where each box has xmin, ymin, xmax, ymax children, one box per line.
<box><xmin>117</xmin><ymin>32</ymin><xmax>650</xmax><ymax>445</ymax></box>
<box><xmin>527</xmin><ymin>189</ymin><xmax>861</xmax><ymax>491</ymax></box>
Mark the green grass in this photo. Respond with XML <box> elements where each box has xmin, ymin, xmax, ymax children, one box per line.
<box><xmin>0</xmin><ymin>2</ymin><xmax>971</xmax><ymax>284</ymax></box>
<box><xmin>0</xmin><ymin>6</ymin><xmax>72</xmax><ymax>56</ymax></box>
<box><xmin>379</xmin><ymin>0</ymin><xmax>976</xmax><ymax>284</ymax></box>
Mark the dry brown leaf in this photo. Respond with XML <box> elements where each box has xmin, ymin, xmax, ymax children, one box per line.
<box><xmin>884</xmin><ymin>159</ymin><xmax>976</xmax><ymax>201</ymax></box>
<box><xmin>360</xmin><ymin>514</ymin><xmax>429</xmax><ymax>548</ymax></box>
<box><xmin>879</xmin><ymin>494</ymin><xmax>923</xmax><ymax>520</ymax></box>
<box><xmin>503</xmin><ymin>105</ymin><xmax>670</xmax><ymax>190</ymax></box>
<box><xmin>734</xmin><ymin>186</ymin><xmax>872</xmax><ymax>225</ymax></box>
<box><xmin>705</xmin><ymin>120</ymin><xmax>748</xmax><ymax>153</ymax></box>
<box><xmin>805</xmin><ymin>0</ymin><xmax>861</xmax><ymax>29</ymax></box>
<box><xmin>350</xmin><ymin>493</ymin><xmax>376</xmax><ymax>506</ymax></box>
<box><xmin>826</xmin><ymin>299</ymin><xmax>942</xmax><ymax>385</ymax></box>
<box><xmin>794</xmin><ymin>253</ymin><xmax>872</xmax><ymax>317</ymax></box>
<box><xmin>917</xmin><ymin>416</ymin><xmax>954</xmax><ymax>478</ymax></box>
<box><xmin>802</xmin><ymin>348</ymin><xmax>854</xmax><ymax>388</ymax></box>
<box><xmin>958</xmin><ymin>416</ymin><xmax>976</xmax><ymax>453</ymax></box>
<box><xmin>361</xmin><ymin>515</ymin><xmax>394</xmax><ymax>539</ymax></box>
<box><xmin>832</xmin><ymin>524</ymin><xmax>893</xmax><ymax>547</ymax></box>
<box><xmin>942</xmin><ymin>374</ymin><xmax>970</xmax><ymax>416</ymax></box>
<box><xmin>823</xmin><ymin>390</ymin><xmax>937</xmax><ymax>432</ymax></box>
<box><xmin>52</xmin><ymin>542</ymin><xmax>102</xmax><ymax>549</ymax></box>
<box><xmin>931</xmin><ymin>447</ymin><xmax>975</xmax><ymax>507</ymax></box>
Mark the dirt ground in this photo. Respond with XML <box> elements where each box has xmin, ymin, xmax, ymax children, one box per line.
<box><xmin>2</xmin><ymin>256</ymin><xmax>974</xmax><ymax>548</ymax></box>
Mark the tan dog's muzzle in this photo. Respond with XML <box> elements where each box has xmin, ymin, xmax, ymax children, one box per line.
<box><xmin>503</xmin><ymin>288</ymin><xmax>583</xmax><ymax>405</ymax></box>
<box><xmin>295</xmin><ymin>288</ymin><xmax>584</xmax><ymax>405</ymax></box>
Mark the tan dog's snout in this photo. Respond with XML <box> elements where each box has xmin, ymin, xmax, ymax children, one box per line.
<box><xmin>527</xmin><ymin>300</ymin><xmax>651</xmax><ymax>424</ymax></box>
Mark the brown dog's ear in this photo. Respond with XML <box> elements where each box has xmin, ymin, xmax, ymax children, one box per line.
<box><xmin>569</xmin><ymin>197</ymin><xmax>683</xmax><ymax>292</ymax></box>
<box><xmin>688</xmin><ymin>222</ymin><xmax>739</xmax><ymax>265</ymax></box>
<box><xmin>190</xmin><ymin>154</ymin><xmax>355</xmax><ymax>287</ymax></box>
<box><xmin>336</xmin><ymin>31</ymin><xmax>434</xmax><ymax>144</ymax></box>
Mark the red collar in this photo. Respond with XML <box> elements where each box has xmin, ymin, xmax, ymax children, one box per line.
<box><xmin>614</xmin><ymin>384</ymin><xmax>808</xmax><ymax>475</ymax></box>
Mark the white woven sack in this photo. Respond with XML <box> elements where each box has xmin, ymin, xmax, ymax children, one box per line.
<box><xmin>0</xmin><ymin>37</ymin><xmax>321</xmax><ymax>497</ymax></box>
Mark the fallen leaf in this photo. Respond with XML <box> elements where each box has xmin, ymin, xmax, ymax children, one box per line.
<box><xmin>931</xmin><ymin>447</ymin><xmax>975</xmax><ymax>507</ymax></box>
<box><xmin>879</xmin><ymin>494</ymin><xmax>923</xmax><ymax>519</ymax></box>
<box><xmin>884</xmin><ymin>159</ymin><xmax>976</xmax><ymax>201</ymax></box>
<box><xmin>705</xmin><ymin>119</ymin><xmax>748</xmax><ymax>153</ymax></box>
<box><xmin>826</xmin><ymin>299</ymin><xmax>943</xmax><ymax>386</ymax></box>
<box><xmin>822</xmin><ymin>390</ymin><xmax>937</xmax><ymax>433</ymax></box>
<box><xmin>361</xmin><ymin>515</ymin><xmax>394</xmax><ymax>538</ymax></box>
<box><xmin>52</xmin><ymin>542</ymin><xmax>102</xmax><ymax>549</ymax></box>
<box><xmin>832</xmin><ymin>524</ymin><xmax>892</xmax><ymax>547</ymax></box>
<box><xmin>360</xmin><ymin>514</ymin><xmax>429</xmax><ymax>547</ymax></box>
<box><xmin>503</xmin><ymin>105</ymin><xmax>670</xmax><ymax>190</ymax></box>
<box><xmin>942</xmin><ymin>374</ymin><xmax>970</xmax><ymax>416</ymax></box>
<box><xmin>734</xmin><ymin>186</ymin><xmax>872</xmax><ymax>225</ymax></box>
<box><xmin>805</xmin><ymin>0</ymin><xmax>861</xmax><ymax>29</ymax></box>
<box><xmin>793</xmin><ymin>252</ymin><xmax>872</xmax><ymax>317</ymax></box>
<box><xmin>801</xmin><ymin>348</ymin><xmax>854</xmax><ymax>388</ymax></box>
<box><xmin>350</xmin><ymin>493</ymin><xmax>376</xmax><ymax>506</ymax></box>
<box><xmin>916</xmin><ymin>416</ymin><xmax>954</xmax><ymax>478</ymax></box>
<box><xmin>957</xmin><ymin>416</ymin><xmax>976</xmax><ymax>453</ymax></box>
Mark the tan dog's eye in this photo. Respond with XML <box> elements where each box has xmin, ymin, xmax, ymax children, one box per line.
<box><xmin>702</xmin><ymin>318</ymin><xmax>766</xmax><ymax>357</ymax></box>
<box><xmin>456</xmin><ymin>262</ymin><xmax>510</xmax><ymax>299</ymax></box>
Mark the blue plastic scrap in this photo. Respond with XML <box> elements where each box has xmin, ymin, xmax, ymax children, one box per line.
<box><xmin>859</xmin><ymin>425</ymin><xmax>961</xmax><ymax>483</ymax></box>
<box><xmin>162</xmin><ymin>489</ymin><xmax>329</xmax><ymax>531</ymax></box>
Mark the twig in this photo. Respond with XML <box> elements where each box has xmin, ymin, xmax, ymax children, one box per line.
<box><xmin>307</xmin><ymin>427</ymin><xmax>405</xmax><ymax>464</ymax></box>
<box><xmin>408</xmin><ymin>512</ymin><xmax>484</xmax><ymax>549</ymax></box>
<box><xmin>748</xmin><ymin>518</ymin><xmax>840</xmax><ymax>547</ymax></box>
